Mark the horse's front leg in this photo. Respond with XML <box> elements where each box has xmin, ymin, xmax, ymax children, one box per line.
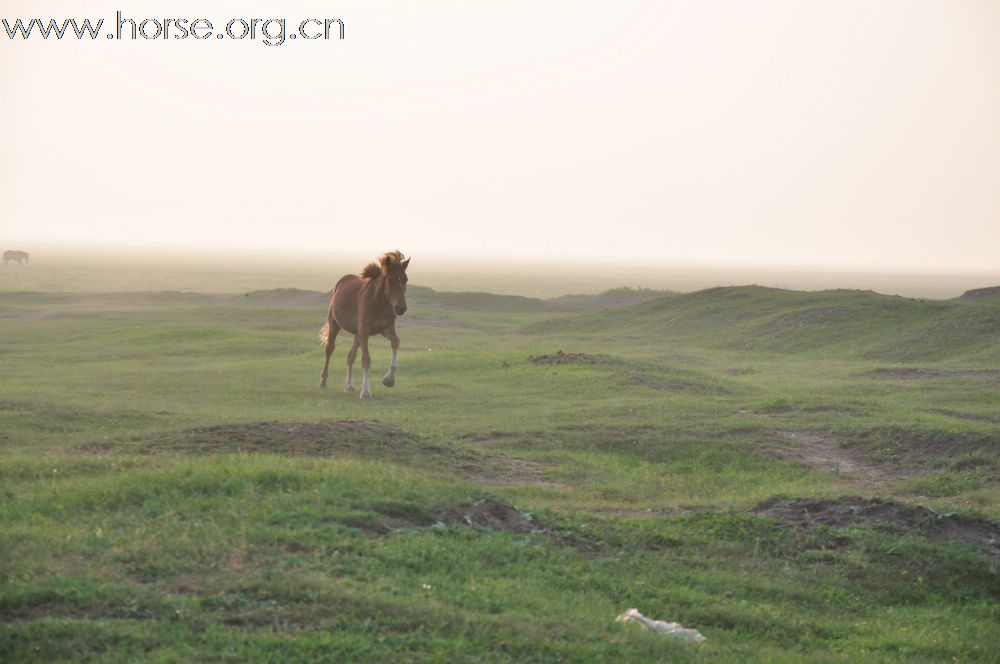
<box><xmin>382</xmin><ymin>328</ymin><xmax>400</xmax><ymax>387</ymax></box>
<box><xmin>345</xmin><ymin>336</ymin><xmax>359</xmax><ymax>392</ymax></box>
<box><xmin>359</xmin><ymin>331</ymin><xmax>373</xmax><ymax>400</ymax></box>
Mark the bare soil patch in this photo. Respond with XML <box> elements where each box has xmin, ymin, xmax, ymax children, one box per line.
<box><xmin>769</xmin><ymin>430</ymin><xmax>912</xmax><ymax>490</ymax></box>
<box><xmin>867</xmin><ymin>367</ymin><xmax>999</xmax><ymax>380</ymax></box>
<box><xmin>437</xmin><ymin>499</ymin><xmax>537</xmax><ymax>534</ymax></box>
<box><xmin>754</xmin><ymin>496</ymin><xmax>1000</xmax><ymax>558</ymax></box>
<box><xmin>528</xmin><ymin>350</ymin><xmax>610</xmax><ymax>365</ymax></box>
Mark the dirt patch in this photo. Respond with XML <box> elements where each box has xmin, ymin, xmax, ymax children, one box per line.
<box><xmin>528</xmin><ymin>350</ymin><xmax>610</xmax><ymax>365</ymax></box>
<box><xmin>867</xmin><ymin>367</ymin><xmax>1000</xmax><ymax>380</ymax></box>
<box><xmin>769</xmin><ymin>430</ymin><xmax>914</xmax><ymax>490</ymax></box>
<box><xmin>774</xmin><ymin>431</ymin><xmax>912</xmax><ymax>489</ymax></box>
<box><xmin>754</xmin><ymin>496</ymin><xmax>1000</xmax><ymax>558</ymax></box>
<box><xmin>437</xmin><ymin>499</ymin><xmax>538</xmax><ymax>534</ymax></box>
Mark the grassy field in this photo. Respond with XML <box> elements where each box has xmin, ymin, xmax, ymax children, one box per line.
<box><xmin>1</xmin><ymin>270</ymin><xmax>999</xmax><ymax>661</ymax></box>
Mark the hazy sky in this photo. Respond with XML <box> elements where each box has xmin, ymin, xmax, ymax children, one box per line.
<box><xmin>2</xmin><ymin>0</ymin><xmax>998</xmax><ymax>272</ymax></box>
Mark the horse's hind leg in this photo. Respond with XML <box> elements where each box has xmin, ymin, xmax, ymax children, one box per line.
<box><xmin>345</xmin><ymin>336</ymin><xmax>360</xmax><ymax>392</ymax></box>
<box><xmin>382</xmin><ymin>327</ymin><xmax>400</xmax><ymax>387</ymax></box>
<box><xmin>319</xmin><ymin>321</ymin><xmax>340</xmax><ymax>388</ymax></box>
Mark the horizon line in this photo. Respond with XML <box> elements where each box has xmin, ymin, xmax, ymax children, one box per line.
<box><xmin>6</xmin><ymin>241</ymin><xmax>1000</xmax><ymax>279</ymax></box>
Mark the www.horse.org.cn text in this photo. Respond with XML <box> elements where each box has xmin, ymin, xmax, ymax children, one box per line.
<box><xmin>2</xmin><ymin>12</ymin><xmax>346</xmax><ymax>47</ymax></box>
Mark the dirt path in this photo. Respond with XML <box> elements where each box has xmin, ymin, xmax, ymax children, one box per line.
<box><xmin>771</xmin><ymin>430</ymin><xmax>911</xmax><ymax>491</ymax></box>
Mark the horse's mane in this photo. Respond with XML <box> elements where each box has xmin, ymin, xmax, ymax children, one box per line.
<box><xmin>360</xmin><ymin>250</ymin><xmax>405</xmax><ymax>280</ymax></box>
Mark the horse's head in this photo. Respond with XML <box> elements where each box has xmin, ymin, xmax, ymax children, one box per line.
<box><xmin>380</xmin><ymin>251</ymin><xmax>410</xmax><ymax>316</ymax></box>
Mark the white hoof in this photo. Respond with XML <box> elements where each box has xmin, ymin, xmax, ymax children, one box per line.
<box><xmin>360</xmin><ymin>390</ymin><xmax>372</xmax><ymax>400</ymax></box>
<box><xmin>345</xmin><ymin>383</ymin><xmax>355</xmax><ymax>392</ymax></box>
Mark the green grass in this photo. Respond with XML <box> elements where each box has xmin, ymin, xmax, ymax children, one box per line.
<box><xmin>1</xmin><ymin>277</ymin><xmax>999</xmax><ymax>661</ymax></box>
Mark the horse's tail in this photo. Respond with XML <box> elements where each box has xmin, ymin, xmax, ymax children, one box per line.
<box><xmin>319</xmin><ymin>321</ymin><xmax>331</xmax><ymax>346</ymax></box>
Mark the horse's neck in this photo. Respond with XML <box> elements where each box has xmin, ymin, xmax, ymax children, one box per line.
<box><xmin>366</xmin><ymin>276</ymin><xmax>392</xmax><ymax>313</ymax></box>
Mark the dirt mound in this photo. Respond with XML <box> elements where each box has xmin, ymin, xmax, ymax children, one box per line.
<box><xmin>528</xmin><ymin>350</ymin><xmax>610</xmax><ymax>365</ymax></box>
<box><xmin>438</xmin><ymin>499</ymin><xmax>537</xmax><ymax>534</ymax></box>
<box><xmin>754</xmin><ymin>496</ymin><xmax>1000</xmax><ymax>558</ymax></box>
<box><xmin>867</xmin><ymin>367</ymin><xmax>999</xmax><ymax>380</ymax></box>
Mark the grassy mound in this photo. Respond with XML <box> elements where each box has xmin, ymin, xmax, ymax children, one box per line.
<box><xmin>527</xmin><ymin>285</ymin><xmax>1000</xmax><ymax>362</ymax></box>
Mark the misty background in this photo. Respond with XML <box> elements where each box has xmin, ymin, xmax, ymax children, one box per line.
<box><xmin>2</xmin><ymin>0</ymin><xmax>999</xmax><ymax>293</ymax></box>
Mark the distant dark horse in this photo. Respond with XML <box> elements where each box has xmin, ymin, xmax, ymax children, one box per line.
<box><xmin>319</xmin><ymin>251</ymin><xmax>410</xmax><ymax>399</ymax></box>
<box><xmin>2</xmin><ymin>250</ymin><xmax>29</xmax><ymax>265</ymax></box>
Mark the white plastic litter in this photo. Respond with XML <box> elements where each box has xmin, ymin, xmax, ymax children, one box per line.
<box><xmin>615</xmin><ymin>608</ymin><xmax>706</xmax><ymax>643</ymax></box>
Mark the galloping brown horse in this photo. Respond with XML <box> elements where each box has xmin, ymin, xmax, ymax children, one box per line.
<box><xmin>319</xmin><ymin>250</ymin><xmax>410</xmax><ymax>399</ymax></box>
